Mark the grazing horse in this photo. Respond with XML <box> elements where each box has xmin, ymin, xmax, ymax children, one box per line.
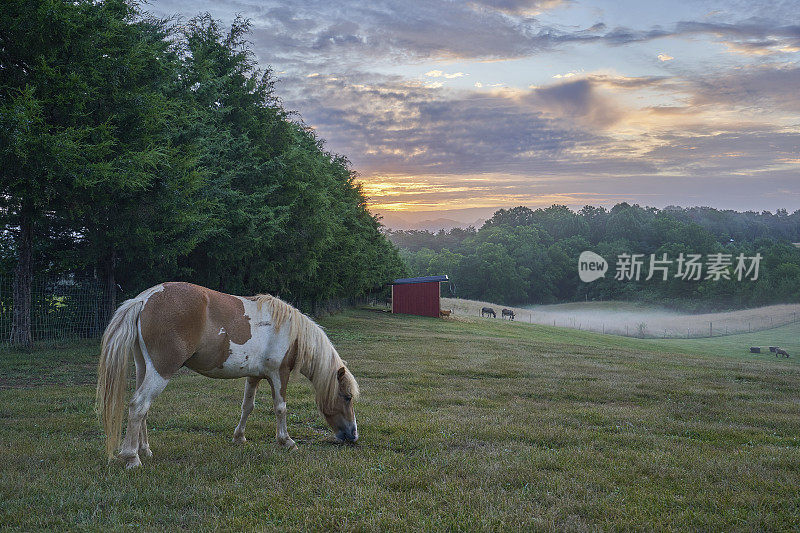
<box><xmin>96</xmin><ymin>282</ymin><xmax>360</xmax><ymax>469</ymax></box>
<box><xmin>481</xmin><ymin>307</ymin><xmax>496</xmax><ymax>318</ymax></box>
<box><xmin>439</xmin><ymin>309</ymin><xmax>451</xmax><ymax>317</ymax></box>
<box><xmin>501</xmin><ymin>308</ymin><xmax>515</xmax><ymax>320</ymax></box>
<box><xmin>776</xmin><ymin>348</ymin><xmax>790</xmax><ymax>358</ymax></box>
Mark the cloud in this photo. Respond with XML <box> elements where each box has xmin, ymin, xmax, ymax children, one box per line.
<box><xmin>288</xmin><ymin>71</ymin><xmax>617</xmax><ymax>176</ymax></box>
<box><xmin>722</xmin><ymin>39</ymin><xmax>800</xmax><ymax>56</ymax></box>
<box><xmin>642</xmin><ymin>128</ymin><xmax>800</xmax><ymax>177</ymax></box>
<box><xmin>283</xmin><ymin>70</ymin><xmax>696</xmax><ymax>181</ymax></box>
<box><xmin>243</xmin><ymin>0</ymin><xmax>568</xmax><ymax>65</ymax></box>
<box><xmin>425</xmin><ymin>70</ymin><xmax>467</xmax><ymax>78</ymax></box>
<box><xmin>142</xmin><ymin>0</ymin><xmax>800</xmax><ymax>212</ymax></box>
<box><xmin>586</xmin><ymin>74</ymin><xmax>670</xmax><ymax>90</ymax></box>
<box><xmin>150</xmin><ymin>1</ymin><xmax>800</xmax><ymax>68</ymax></box>
<box><xmin>468</xmin><ymin>0</ymin><xmax>568</xmax><ymax>16</ymax></box>
<box><xmin>672</xmin><ymin>20</ymin><xmax>800</xmax><ymax>56</ymax></box>
<box><xmin>282</xmin><ymin>65</ymin><xmax>800</xmax><ymax>210</ymax></box>
<box><xmin>523</xmin><ymin>78</ymin><xmax>624</xmax><ymax>128</ymax></box>
<box><xmin>689</xmin><ymin>64</ymin><xmax>800</xmax><ymax>112</ymax></box>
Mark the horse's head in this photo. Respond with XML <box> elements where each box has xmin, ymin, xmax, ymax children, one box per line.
<box><xmin>323</xmin><ymin>365</ymin><xmax>359</xmax><ymax>443</ymax></box>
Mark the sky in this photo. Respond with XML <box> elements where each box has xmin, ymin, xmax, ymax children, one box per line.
<box><xmin>146</xmin><ymin>0</ymin><xmax>800</xmax><ymax>224</ymax></box>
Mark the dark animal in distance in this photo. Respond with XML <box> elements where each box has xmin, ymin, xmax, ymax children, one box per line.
<box><xmin>776</xmin><ymin>348</ymin><xmax>790</xmax><ymax>358</ymax></box>
<box><xmin>501</xmin><ymin>309</ymin><xmax>515</xmax><ymax>320</ymax></box>
<box><xmin>481</xmin><ymin>307</ymin><xmax>496</xmax><ymax>318</ymax></box>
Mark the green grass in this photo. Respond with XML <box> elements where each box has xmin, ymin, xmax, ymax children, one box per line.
<box><xmin>648</xmin><ymin>322</ymin><xmax>800</xmax><ymax>360</ymax></box>
<box><xmin>1</xmin><ymin>311</ymin><xmax>799</xmax><ymax>530</ymax></box>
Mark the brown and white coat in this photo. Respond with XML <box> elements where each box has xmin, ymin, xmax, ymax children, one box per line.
<box><xmin>96</xmin><ymin>282</ymin><xmax>359</xmax><ymax>469</ymax></box>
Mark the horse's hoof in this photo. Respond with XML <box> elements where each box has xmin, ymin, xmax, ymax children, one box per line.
<box><xmin>280</xmin><ymin>438</ymin><xmax>297</xmax><ymax>450</ymax></box>
<box><xmin>232</xmin><ymin>435</ymin><xmax>247</xmax><ymax>445</ymax></box>
<box><xmin>125</xmin><ymin>455</ymin><xmax>142</xmax><ymax>469</ymax></box>
<box><xmin>139</xmin><ymin>447</ymin><xmax>153</xmax><ymax>458</ymax></box>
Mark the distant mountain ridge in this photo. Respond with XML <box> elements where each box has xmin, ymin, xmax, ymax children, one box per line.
<box><xmin>377</xmin><ymin>212</ymin><xmax>486</xmax><ymax>231</ymax></box>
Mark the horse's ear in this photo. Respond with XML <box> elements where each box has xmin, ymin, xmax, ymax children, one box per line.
<box><xmin>337</xmin><ymin>366</ymin><xmax>346</xmax><ymax>381</ymax></box>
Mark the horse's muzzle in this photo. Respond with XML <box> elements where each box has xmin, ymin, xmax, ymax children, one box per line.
<box><xmin>336</xmin><ymin>426</ymin><xmax>358</xmax><ymax>443</ymax></box>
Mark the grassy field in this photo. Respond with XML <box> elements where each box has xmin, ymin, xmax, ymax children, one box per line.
<box><xmin>1</xmin><ymin>310</ymin><xmax>799</xmax><ymax>530</ymax></box>
<box><xmin>443</xmin><ymin>297</ymin><xmax>800</xmax><ymax>338</ymax></box>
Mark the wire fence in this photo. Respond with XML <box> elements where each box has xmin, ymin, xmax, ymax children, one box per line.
<box><xmin>0</xmin><ymin>276</ymin><xmax>119</xmax><ymax>347</ymax></box>
<box><xmin>4</xmin><ymin>276</ymin><xmax>797</xmax><ymax>346</ymax></box>
<box><xmin>0</xmin><ymin>276</ymin><xmax>388</xmax><ymax>347</ymax></box>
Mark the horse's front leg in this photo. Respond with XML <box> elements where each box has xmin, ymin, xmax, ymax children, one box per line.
<box><xmin>233</xmin><ymin>377</ymin><xmax>260</xmax><ymax>445</ymax></box>
<box><xmin>268</xmin><ymin>372</ymin><xmax>296</xmax><ymax>450</ymax></box>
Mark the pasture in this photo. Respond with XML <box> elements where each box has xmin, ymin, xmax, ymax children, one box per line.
<box><xmin>444</xmin><ymin>297</ymin><xmax>800</xmax><ymax>338</ymax></box>
<box><xmin>1</xmin><ymin>310</ymin><xmax>799</xmax><ymax>530</ymax></box>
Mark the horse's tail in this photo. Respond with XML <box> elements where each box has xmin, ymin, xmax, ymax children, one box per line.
<box><xmin>96</xmin><ymin>296</ymin><xmax>145</xmax><ymax>459</ymax></box>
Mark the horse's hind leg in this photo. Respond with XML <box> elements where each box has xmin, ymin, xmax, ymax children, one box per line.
<box><xmin>133</xmin><ymin>350</ymin><xmax>152</xmax><ymax>458</ymax></box>
<box><xmin>119</xmin><ymin>355</ymin><xmax>168</xmax><ymax>469</ymax></box>
<box><xmin>233</xmin><ymin>377</ymin><xmax>261</xmax><ymax>444</ymax></box>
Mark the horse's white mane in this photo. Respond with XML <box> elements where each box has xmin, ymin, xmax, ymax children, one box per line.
<box><xmin>253</xmin><ymin>294</ymin><xmax>359</xmax><ymax>411</ymax></box>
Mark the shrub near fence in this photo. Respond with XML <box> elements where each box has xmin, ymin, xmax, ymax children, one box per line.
<box><xmin>0</xmin><ymin>277</ymin><xmax>118</xmax><ymax>347</ymax></box>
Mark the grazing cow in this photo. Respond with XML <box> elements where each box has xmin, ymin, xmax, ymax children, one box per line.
<box><xmin>439</xmin><ymin>309</ymin><xmax>451</xmax><ymax>317</ymax></box>
<box><xmin>501</xmin><ymin>309</ymin><xmax>515</xmax><ymax>320</ymax></box>
<box><xmin>776</xmin><ymin>348</ymin><xmax>790</xmax><ymax>358</ymax></box>
<box><xmin>481</xmin><ymin>307</ymin><xmax>496</xmax><ymax>318</ymax></box>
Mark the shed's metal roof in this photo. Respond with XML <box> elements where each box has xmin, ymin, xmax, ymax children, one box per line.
<box><xmin>391</xmin><ymin>275</ymin><xmax>449</xmax><ymax>285</ymax></box>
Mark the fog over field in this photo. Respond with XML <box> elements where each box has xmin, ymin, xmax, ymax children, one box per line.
<box><xmin>442</xmin><ymin>299</ymin><xmax>800</xmax><ymax>339</ymax></box>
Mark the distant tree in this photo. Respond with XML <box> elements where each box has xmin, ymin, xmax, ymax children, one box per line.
<box><xmin>456</xmin><ymin>242</ymin><xmax>529</xmax><ymax>304</ymax></box>
<box><xmin>392</xmin><ymin>203</ymin><xmax>800</xmax><ymax>309</ymax></box>
<box><xmin>531</xmin><ymin>205</ymin><xmax>589</xmax><ymax>241</ymax></box>
<box><xmin>579</xmin><ymin>205</ymin><xmax>609</xmax><ymax>245</ymax></box>
<box><xmin>483</xmin><ymin>206</ymin><xmax>536</xmax><ymax>228</ymax></box>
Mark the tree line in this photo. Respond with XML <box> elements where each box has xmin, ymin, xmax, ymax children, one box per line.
<box><xmin>390</xmin><ymin>204</ymin><xmax>800</xmax><ymax>311</ymax></box>
<box><xmin>1</xmin><ymin>0</ymin><xmax>405</xmax><ymax>346</ymax></box>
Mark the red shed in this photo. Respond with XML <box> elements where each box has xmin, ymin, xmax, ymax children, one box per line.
<box><xmin>391</xmin><ymin>275</ymin><xmax>449</xmax><ymax>317</ymax></box>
